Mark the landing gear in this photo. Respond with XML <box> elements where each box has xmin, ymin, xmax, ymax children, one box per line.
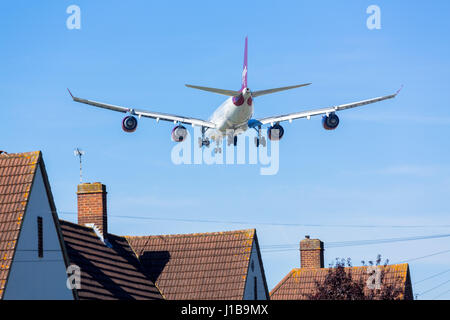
<box><xmin>214</xmin><ymin>137</ymin><xmax>222</xmax><ymax>154</ymax></box>
<box><xmin>255</xmin><ymin>137</ymin><xmax>259</xmax><ymax>148</ymax></box>
<box><xmin>198</xmin><ymin>137</ymin><xmax>210</xmax><ymax>148</ymax></box>
<box><xmin>198</xmin><ymin>126</ymin><xmax>211</xmax><ymax>148</ymax></box>
<box><xmin>254</xmin><ymin>136</ymin><xmax>267</xmax><ymax>148</ymax></box>
<box><xmin>253</xmin><ymin>125</ymin><xmax>266</xmax><ymax>147</ymax></box>
<box><xmin>261</xmin><ymin>136</ymin><xmax>266</xmax><ymax>147</ymax></box>
<box><xmin>227</xmin><ymin>134</ymin><xmax>238</xmax><ymax>147</ymax></box>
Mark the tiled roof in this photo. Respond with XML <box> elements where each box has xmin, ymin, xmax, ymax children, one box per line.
<box><xmin>270</xmin><ymin>264</ymin><xmax>413</xmax><ymax>300</ymax></box>
<box><xmin>60</xmin><ymin>220</ymin><xmax>163</xmax><ymax>300</ymax></box>
<box><xmin>126</xmin><ymin>229</ymin><xmax>257</xmax><ymax>300</ymax></box>
<box><xmin>0</xmin><ymin>151</ymin><xmax>41</xmax><ymax>299</ymax></box>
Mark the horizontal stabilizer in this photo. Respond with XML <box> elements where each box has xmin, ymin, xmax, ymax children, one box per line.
<box><xmin>252</xmin><ymin>83</ymin><xmax>311</xmax><ymax>97</ymax></box>
<box><xmin>185</xmin><ymin>84</ymin><xmax>240</xmax><ymax>96</ymax></box>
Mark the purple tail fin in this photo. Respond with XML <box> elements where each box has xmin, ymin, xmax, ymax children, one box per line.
<box><xmin>241</xmin><ymin>36</ymin><xmax>248</xmax><ymax>89</ymax></box>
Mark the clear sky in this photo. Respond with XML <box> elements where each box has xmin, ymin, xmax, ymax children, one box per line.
<box><xmin>1</xmin><ymin>0</ymin><xmax>450</xmax><ymax>299</ymax></box>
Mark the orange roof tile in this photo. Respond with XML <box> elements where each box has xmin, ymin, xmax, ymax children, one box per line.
<box><xmin>0</xmin><ymin>151</ymin><xmax>40</xmax><ymax>299</ymax></box>
<box><xmin>126</xmin><ymin>229</ymin><xmax>261</xmax><ymax>300</ymax></box>
<box><xmin>60</xmin><ymin>220</ymin><xmax>163</xmax><ymax>300</ymax></box>
<box><xmin>270</xmin><ymin>264</ymin><xmax>413</xmax><ymax>300</ymax></box>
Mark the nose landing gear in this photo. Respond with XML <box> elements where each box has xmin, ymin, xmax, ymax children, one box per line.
<box><xmin>226</xmin><ymin>134</ymin><xmax>238</xmax><ymax>147</ymax></box>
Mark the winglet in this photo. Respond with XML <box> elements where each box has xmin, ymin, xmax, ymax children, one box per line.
<box><xmin>395</xmin><ymin>85</ymin><xmax>404</xmax><ymax>96</ymax></box>
<box><xmin>67</xmin><ymin>88</ymin><xmax>74</xmax><ymax>99</ymax></box>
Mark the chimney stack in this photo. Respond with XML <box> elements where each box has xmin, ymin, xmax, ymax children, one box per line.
<box><xmin>77</xmin><ymin>182</ymin><xmax>108</xmax><ymax>236</ymax></box>
<box><xmin>300</xmin><ymin>235</ymin><xmax>324</xmax><ymax>269</ymax></box>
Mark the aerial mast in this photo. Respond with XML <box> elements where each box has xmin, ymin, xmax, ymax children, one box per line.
<box><xmin>74</xmin><ymin>148</ymin><xmax>85</xmax><ymax>183</ymax></box>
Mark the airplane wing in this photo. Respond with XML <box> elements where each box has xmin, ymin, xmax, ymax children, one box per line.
<box><xmin>68</xmin><ymin>89</ymin><xmax>216</xmax><ymax>128</ymax></box>
<box><xmin>257</xmin><ymin>87</ymin><xmax>402</xmax><ymax>125</ymax></box>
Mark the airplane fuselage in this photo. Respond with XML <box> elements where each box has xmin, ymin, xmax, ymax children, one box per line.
<box><xmin>207</xmin><ymin>88</ymin><xmax>253</xmax><ymax>140</ymax></box>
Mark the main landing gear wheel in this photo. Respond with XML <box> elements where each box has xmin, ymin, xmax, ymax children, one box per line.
<box><xmin>254</xmin><ymin>137</ymin><xmax>260</xmax><ymax>147</ymax></box>
<box><xmin>227</xmin><ymin>135</ymin><xmax>238</xmax><ymax>146</ymax></box>
<box><xmin>260</xmin><ymin>136</ymin><xmax>266</xmax><ymax>147</ymax></box>
<box><xmin>254</xmin><ymin>126</ymin><xmax>266</xmax><ymax>148</ymax></box>
<box><xmin>214</xmin><ymin>147</ymin><xmax>222</xmax><ymax>154</ymax></box>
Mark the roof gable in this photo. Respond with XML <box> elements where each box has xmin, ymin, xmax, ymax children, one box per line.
<box><xmin>0</xmin><ymin>151</ymin><xmax>41</xmax><ymax>299</ymax></box>
<box><xmin>126</xmin><ymin>229</ymin><xmax>256</xmax><ymax>300</ymax></box>
<box><xmin>60</xmin><ymin>220</ymin><xmax>162</xmax><ymax>300</ymax></box>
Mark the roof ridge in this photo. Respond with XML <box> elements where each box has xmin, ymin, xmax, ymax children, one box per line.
<box><xmin>0</xmin><ymin>151</ymin><xmax>41</xmax><ymax>158</ymax></box>
<box><xmin>124</xmin><ymin>228</ymin><xmax>256</xmax><ymax>239</ymax></box>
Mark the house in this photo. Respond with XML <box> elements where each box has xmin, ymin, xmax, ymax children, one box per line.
<box><xmin>0</xmin><ymin>151</ymin><xmax>162</xmax><ymax>300</ymax></box>
<box><xmin>1</xmin><ymin>150</ymin><xmax>268</xmax><ymax>300</ymax></box>
<box><xmin>59</xmin><ymin>219</ymin><xmax>163</xmax><ymax>300</ymax></box>
<box><xmin>270</xmin><ymin>235</ymin><xmax>414</xmax><ymax>300</ymax></box>
<box><xmin>73</xmin><ymin>182</ymin><xmax>270</xmax><ymax>300</ymax></box>
<box><xmin>0</xmin><ymin>151</ymin><xmax>73</xmax><ymax>299</ymax></box>
<box><xmin>126</xmin><ymin>229</ymin><xmax>269</xmax><ymax>300</ymax></box>
<box><xmin>58</xmin><ymin>182</ymin><xmax>162</xmax><ymax>300</ymax></box>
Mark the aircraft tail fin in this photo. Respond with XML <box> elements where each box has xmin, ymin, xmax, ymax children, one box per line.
<box><xmin>241</xmin><ymin>36</ymin><xmax>248</xmax><ymax>89</ymax></box>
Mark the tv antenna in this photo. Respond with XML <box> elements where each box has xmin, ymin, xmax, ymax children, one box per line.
<box><xmin>74</xmin><ymin>148</ymin><xmax>85</xmax><ymax>183</ymax></box>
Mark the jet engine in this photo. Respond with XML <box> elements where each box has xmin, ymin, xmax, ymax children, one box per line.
<box><xmin>322</xmin><ymin>113</ymin><xmax>339</xmax><ymax>130</ymax></box>
<box><xmin>122</xmin><ymin>115</ymin><xmax>138</xmax><ymax>133</ymax></box>
<box><xmin>232</xmin><ymin>93</ymin><xmax>245</xmax><ymax>106</ymax></box>
<box><xmin>267</xmin><ymin>124</ymin><xmax>285</xmax><ymax>141</ymax></box>
<box><xmin>171</xmin><ymin>125</ymin><xmax>188</xmax><ymax>142</ymax></box>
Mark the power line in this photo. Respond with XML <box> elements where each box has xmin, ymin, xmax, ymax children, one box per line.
<box><xmin>57</xmin><ymin>211</ymin><xmax>450</xmax><ymax>229</ymax></box>
<box><xmin>432</xmin><ymin>287</ymin><xmax>450</xmax><ymax>300</ymax></box>
<box><xmin>418</xmin><ymin>278</ymin><xmax>450</xmax><ymax>296</ymax></box>
<box><xmin>59</xmin><ymin>211</ymin><xmax>450</xmax><ymax>254</ymax></box>
<box><xmin>398</xmin><ymin>249</ymin><xmax>450</xmax><ymax>263</ymax></box>
<box><xmin>414</xmin><ymin>267</ymin><xmax>450</xmax><ymax>285</ymax></box>
<box><xmin>326</xmin><ymin>234</ymin><xmax>450</xmax><ymax>248</ymax></box>
<box><xmin>260</xmin><ymin>234</ymin><xmax>450</xmax><ymax>253</ymax></box>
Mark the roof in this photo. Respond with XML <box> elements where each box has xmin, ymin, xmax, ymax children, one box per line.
<box><xmin>126</xmin><ymin>229</ymin><xmax>258</xmax><ymax>300</ymax></box>
<box><xmin>59</xmin><ymin>220</ymin><xmax>163</xmax><ymax>300</ymax></box>
<box><xmin>0</xmin><ymin>151</ymin><xmax>41</xmax><ymax>299</ymax></box>
<box><xmin>270</xmin><ymin>263</ymin><xmax>413</xmax><ymax>300</ymax></box>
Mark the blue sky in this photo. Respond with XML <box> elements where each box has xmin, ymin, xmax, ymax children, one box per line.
<box><xmin>1</xmin><ymin>0</ymin><xmax>450</xmax><ymax>299</ymax></box>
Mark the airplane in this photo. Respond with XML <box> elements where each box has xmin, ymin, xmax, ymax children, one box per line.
<box><xmin>68</xmin><ymin>37</ymin><xmax>402</xmax><ymax>154</ymax></box>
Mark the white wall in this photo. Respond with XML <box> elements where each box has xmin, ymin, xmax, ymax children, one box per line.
<box><xmin>4</xmin><ymin>165</ymin><xmax>73</xmax><ymax>300</ymax></box>
<box><xmin>243</xmin><ymin>242</ymin><xmax>268</xmax><ymax>300</ymax></box>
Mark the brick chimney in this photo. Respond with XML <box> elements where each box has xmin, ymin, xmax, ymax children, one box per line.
<box><xmin>77</xmin><ymin>182</ymin><xmax>107</xmax><ymax>236</ymax></box>
<box><xmin>300</xmin><ymin>235</ymin><xmax>324</xmax><ymax>269</ymax></box>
